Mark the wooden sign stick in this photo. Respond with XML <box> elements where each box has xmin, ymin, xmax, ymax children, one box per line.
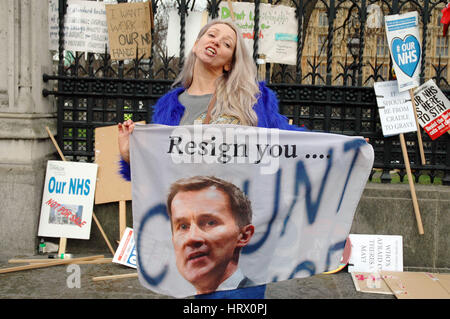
<box><xmin>227</xmin><ymin>0</ymin><xmax>236</xmax><ymax>21</ymax></box>
<box><xmin>45</xmin><ymin>126</ymin><xmax>115</xmax><ymax>255</ymax></box>
<box><xmin>119</xmin><ymin>200</ymin><xmax>126</xmax><ymax>239</ymax></box>
<box><xmin>399</xmin><ymin>133</ymin><xmax>424</xmax><ymax>235</ymax></box>
<box><xmin>92</xmin><ymin>272</ymin><xmax>138</xmax><ymax>282</ymax></box>
<box><xmin>0</xmin><ymin>255</ymin><xmax>104</xmax><ymax>274</ymax></box>
<box><xmin>44</xmin><ymin>126</ymin><xmax>68</xmax><ymax>255</ymax></box>
<box><xmin>409</xmin><ymin>89</ymin><xmax>426</xmax><ymax>165</ymax></box>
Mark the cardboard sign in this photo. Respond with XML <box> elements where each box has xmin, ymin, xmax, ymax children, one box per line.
<box><xmin>374</xmin><ymin>80</ymin><xmax>418</xmax><ymax>136</ymax></box>
<box><xmin>38</xmin><ymin>161</ymin><xmax>98</xmax><ymax>240</ymax></box>
<box><xmin>48</xmin><ymin>0</ymin><xmax>109</xmax><ymax>54</ymax></box>
<box><xmin>350</xmin><ymin>272</ymin><xmax>393</xmax><ymax>295</ymax></box>
<box><xmin>348</xmin><ymin>234</ymin><xmax>403</xmax><ymax>273</ymax></box>
<box><xmin>130</xmin><ymin>124</ymin><xmax>373</xmax><ymax>297</ymax></box>
<box><xmin>113</xmin><ymin>227</ymin><xmax>137</xmax><ymax>269</ymax></box>
<box><xmin>95</xmin><ymin>125</ymin><xmax>129</xmax><ymax>204</ymax></box>
<box><xmin>385</xmin><ymin>11</ymin><xmax>421</xmax><ymax>92</ymax></box>
<box><xmin>106</xmin><ymin>2</ymin><xmax>152</xmax><ymax>60</ymax></box>
<box><xmin>413</xmin><ymin>79</ymin><xmax>450</xmax><ymax>140</ymax></box>
<box><xmin>381</xmin><ymin>271</ymin><xmax>450</xmax><ymax>299</ymax></box>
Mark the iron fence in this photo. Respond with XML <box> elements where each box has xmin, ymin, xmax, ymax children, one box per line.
<box><xmin>42</xmin><ymin>0</ymin><xmax>450</xmax><ymax>185</ymax></box>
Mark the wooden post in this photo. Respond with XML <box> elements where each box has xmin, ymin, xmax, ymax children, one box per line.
<box><xmin>92</xmin><ymin>272</ymin><xmax>138</xmax><ymax>282</ymax></box>
<box><xmin>409</xmin><ymin>89</ymin><xmax>426</xmax><ymax>165</ymax></box>
<box><xmin>399</xmin><ymin>133</ymin><xmax>424</xmax><ymax>235</ymax></box>
<box><xmin>45</xmin><ymin>126</ymin><xmax>115</xmax><ymax>255</ymax></box>
<box><xmin>0</xmin><ymin>255</ymin><xmax>104</xmax><ymax>274</ymax></box>
<box><xmin>119</xmin><ymin>200</ymin><xmax>126</xmax><ymax>239</ymax></box>
<box><xmin>227</xmin><ymin>0</ymin><xmax>236</xmax><ymax>21</ymax></box>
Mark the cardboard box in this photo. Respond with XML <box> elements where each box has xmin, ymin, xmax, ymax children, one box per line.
<box><xmin>381</xmin><ymin>271</ymin><xmax>450</xmax><ymax>299</ymax></box>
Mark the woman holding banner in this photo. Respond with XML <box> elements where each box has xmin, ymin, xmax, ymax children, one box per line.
<box><xmin>118</xmin><ymin>19</ymin><xmax>307</xmax><ymax>299</ymax></box>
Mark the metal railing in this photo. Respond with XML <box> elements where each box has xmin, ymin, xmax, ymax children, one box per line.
<box><xmin>42</xmin><ymin>0</ymin><xmax>450</xmax><ymax>185</ymax></box>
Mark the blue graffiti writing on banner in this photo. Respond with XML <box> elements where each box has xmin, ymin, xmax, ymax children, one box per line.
<box><xmin>392</xmin><ymin>35</ymin><xmax>420</xmax><ymax>77</ymax></box>
<box><xmin>137</xmin><ymin>204</ymin><xmax>169</xmax><ymax>286</ymax></box>
<box><xmin>288</xmin><ymin>261</ymin><xmax>316</xmax><ymax>279</ymax></box>
<box><xmin>280</xmin><ymin>148</ymin><xmax>334</xmax><ymax>235</ymax></box>
<box><xmin>242</xmin><ymin>169</ymin><xmax>282</xmax><ymax>254</ymax></box>
<box><xmin>336</xmin><ymin>139</ymin><xmax>366</xmax><ymax>213</ymax></box>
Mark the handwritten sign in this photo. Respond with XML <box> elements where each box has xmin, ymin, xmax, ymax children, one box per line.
<box><xmin>385</xmin><ymin>11</ymin><xmax>421</xmax><ymax>92</ymax></box>
<box><xmin>106</xmin><ymin>2</ymin><xmax>152</xmax><ymax>60</ymax></box>
<box><xmin>413</xmin><ymin>79</ymin><xmax>450</xmax><ymax>140</ymax></box>
<box><xmin>38</xmin><ymin>161</ymin><xmax>98</xmax><ymax>240</ymax></box>
<box><xmin>219</xmin><ymin>2</ymin><xmax>298</xmax><ymax>65</ymax></box>
<box><xmin>374</xmin><ymin>80</ymin><xmax>418</xmax><ymax>136</ymax></box>
<box><xmin>48</xmin><ymin>0</ymin><xmax>109</xmax><ymax>54</ymax></box>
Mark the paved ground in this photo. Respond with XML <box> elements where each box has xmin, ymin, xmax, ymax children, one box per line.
<box><xmin>0</xmin><ymin>253</ymin><xmax>395</xmax><ymax>300</ymax></box>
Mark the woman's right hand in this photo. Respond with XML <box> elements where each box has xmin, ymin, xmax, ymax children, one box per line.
<box><xmin>118</xmin><ymin>119</ymin><xmax>135</xmax><ymax>163</ymax></box>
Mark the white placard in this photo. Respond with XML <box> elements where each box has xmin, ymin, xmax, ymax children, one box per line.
<box><xmin>348</xmin><ymin>234</ymin><xmax>403</xmax><ymax>273</ymax></box>
<box><xmin>166</xmin><ymin>10</ymin><xmax>207</xmax><ymax>58</ymax></box>
<box><xmin>385</xmin><ymin>11</ymin><xmax>421</xmax><ymax>92</ymax></box>
<box><xmin>48</xmin><ymin>0</ymin><xmax>110</xmax><ymax>54</ymax></box>
<box><xmin>113</xmin><ymin>227</ymin><xmax>137</xmax><ymax>269</ymax></box>
<box><xmin>413</xmin><ymin>79</ymin><xmax>450</xmax><ymax>140</ymax></box>
<box><xmin>38</xmin><ymin>160</ymin><xmax>98</xmax><ymax>240</ymax></box>
<box><xmin>374</xmin><ymin>80</ymin><xmax>418</xmax><ymax>136</ymax></box>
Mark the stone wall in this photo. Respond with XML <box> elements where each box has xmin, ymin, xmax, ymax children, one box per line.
<box><xmin>0</xmin><ymin>0</ymin><xmax>57</xmax><ymax>255</ymax></box>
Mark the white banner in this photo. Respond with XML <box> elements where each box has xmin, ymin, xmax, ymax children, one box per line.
<box><xmin>129</xmin><ymin>124</ymin><xmax>373</xmax><ymax>297</ymax></box>
<box><xmin>166</xmin><ymin>10</ymin><xmax>207</xmax><ymax>58</ymax></box>
<box><xmin>38</xmin><ymin>160</ymin><xmax>97</xmax><ymax>240</ymax></box>
<box><xmin>49</xmin><ymin>0</ymin><xmax>110</xmax><ymax>54</ymax></box>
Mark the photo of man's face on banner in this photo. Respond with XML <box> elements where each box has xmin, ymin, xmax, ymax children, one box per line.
<box><xmin>130</xmin><ymin>124</ymin><xmax>373</xmax><ymax>298</ymax></box>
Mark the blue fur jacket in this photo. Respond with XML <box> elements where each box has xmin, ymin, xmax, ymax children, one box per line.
<box><xmin>119</xmin><ymin>81</ymin><xmax>307</xmax><ymax>180</ymax></box>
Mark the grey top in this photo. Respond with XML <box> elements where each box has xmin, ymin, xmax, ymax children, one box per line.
<box><xmin>178</xmin><ymin>91</ymin><xmax>213</xmax><ymax>125</ymax></box>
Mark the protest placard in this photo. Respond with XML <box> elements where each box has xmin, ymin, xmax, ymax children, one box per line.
<box><xmin>219</xmin><ymin>2</ymin><xmax>298</xmax><ymax>65</ymax></box>
<box><xmin>129</xmin><ymin>124</ymin><xmax>373</xmax><ymax>297</ymax></box>
<box><xmin>166</xmin><ymin>10</ymin><xmax>208</xmax><ymax>58</ymax></box>
<box><xmin>348</xmin><ymin>234</ymin><xmax>403</xmax><ymax>273</ymax></box>
<box><xmin>374</xmin><ymin>80</ymin><xmax>417</xmax><ymax>137</ymax></box>
<box><xmin>384</xmin><ymin>11</ymin><xmax>421</xmax><ymax>92</ymax></box>
<box><xmin>385</xmin><ymin>11</ymin><xmax>426</xmax><ymax>165</ymax></box>
<box><xmin>38</xmin><ymin>161</ymin><xmax>98</xmax><ymax>240</ymax></box>
<box><xmin>113</xmin><ymin>227</ymin><xmax>137</xmax><ymax>269</ymax></box>
<box><xmin>48</xmin><ymin>0</ymin><xmax>109</xmax><ymax>54</ymax></box>
<box><xmin>106</xmin><ymin>1</ymin><xmax>152</xmax><ymax>60</ymax></box>
<box><xmin>413</xmin><ymin>79</ymin><xmax>450</xmax><ymax>140</ymax></box>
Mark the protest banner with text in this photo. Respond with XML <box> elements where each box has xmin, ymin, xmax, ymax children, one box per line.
<box><xmin>129</xmin><ymin>124</ymin><xmax>373</xmax><ymax>297</ymax></box>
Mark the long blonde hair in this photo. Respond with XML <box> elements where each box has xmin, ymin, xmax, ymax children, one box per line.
<box><xmin>172</xmin><ymin>19</ymin><xmax>260</xmax><ymax>126</ymax></box>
